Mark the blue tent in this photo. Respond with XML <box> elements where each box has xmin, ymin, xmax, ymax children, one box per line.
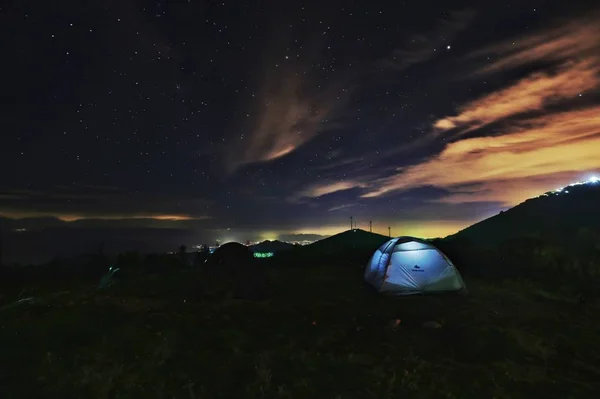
<box><xmin>364</xmin><ymin>236</ymin><xmax>467</xmax><ymax>295</ymax></box>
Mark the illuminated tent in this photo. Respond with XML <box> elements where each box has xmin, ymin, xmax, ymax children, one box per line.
<box><xmin>364</xmin><ymin>237</ymin><xmax>466</xmax><ymax>295</ymax></box>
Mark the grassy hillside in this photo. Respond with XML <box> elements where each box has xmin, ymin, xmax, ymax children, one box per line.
<box><xmin>446</xmin><ymin>181</ymin><xmax>600</xmax><ymax>247</ymax></box>
<box><xmin>432</xmin><ymin>181</ymin><xmax>600</xmax><ymax>285</ymax></box>
<box><xmin>1</xmin><ymin>265</ymin><xmax>599</xmax><ymax>398</ymax></box>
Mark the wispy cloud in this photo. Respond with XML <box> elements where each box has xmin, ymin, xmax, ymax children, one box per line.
<box><xmin>225</xmin><ymin>17</ymin><xmax>357</xmax><ymax>174</ymax></box>
<box><xmin>227</xmin><ymin>74</ymin><xmax>343</xmax><ymax>171</ymax></box>
<box><xmin>363</xmin><ymin>106</ymin><xmax>600</xmax><ymax>204</ymax></box>
<box><xmin>363</xmin><ymin>12</ymin><xmax>600</xmax><ymax>206</ymax></box>
<box><xmin>379</xmin><ymin>9</ymin><xmax>476</xmax><ymax>71</ymax></box>
<box><xmin>302</xmin><ymin>181</ymin><xmax>364</xmax><ymax>198</ymax></box>
<box><xmin>434</xmin><ymin>13</ymin><xmax>600</xmax><ymax>134</ymax></box>
<box><xmin>0</xmin><ymin>210</ymin><xmax>206</xmax><ymax>222</ymax></box>
<box><xmin>289</xmin><ymin>180</ymin><xmax>365</xmax><ymax>204</ymax></box>
<box><xmin>328</xmin><ymin>203</ymin><xmax>357</xmax><ymax>212</ymax></box>
<box><xmin>57</xmin><ymin>214</ymin><xmax>207</xmax><ymax>222</ymax></box>
<box><xmin>0</xmin><ymin>186</ymin><xmax>212</xmax><ymax>222</ymax></box>
<box><xmin>433</xmin><ymin>60</ymin><xmax>599</xmax><ymax>132</ymax></box>
<box><xmin>469</xmin><ymin>16</ymin><xmax>600</xmax><ymax>75</ymax></box>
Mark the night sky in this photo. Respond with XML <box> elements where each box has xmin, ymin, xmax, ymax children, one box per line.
<box><xmin>2</xmin><ymin>0</ymin><xmax>600</xmax><ymax>263</ymax></box>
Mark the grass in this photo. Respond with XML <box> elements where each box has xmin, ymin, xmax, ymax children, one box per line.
<box><xmin>1</xmin><ymin>264</ymin><xmax>600</xmax><ymax>398</ymax></box>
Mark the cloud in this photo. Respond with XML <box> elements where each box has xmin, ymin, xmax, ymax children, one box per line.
<box><xmin>428</xmin><ymin>172</ymin><xmax>591</xmax><ymax>206</ymax></box>
<box><xmin>379</xmin><ymin>9</ymin><xmax>476</xmax><ymax>71</ymax></box>
<box><xmin>328</xmin><ymin>203</ymin><xmax>357</xmax><ymax>212</ymax></box>
<box><xmin>0</xmin><ymin>186</ymin><xmax>212</xmax><ymax>223</ymax></box>
<box><xmin>225</xmin><ymin>70</ymin><xmax>349</xmax><ymax>172</ymax></box>
<box><xmin>433</xmin><ymin>60</ymin><xmax>599</xmax><ymax>132</ymax></box>
<box><xmin>289</xmin><ymin>180</ymin><xmax>365</xmax><ymax>204</ymax></box>
<box><xmin>358</xmin><ymin>14</ymin><xmax>600</xmax><ymax>207</ymax></box>
<box><xmin>0</xmin><ymin>209</ymin><xmax>208</xmax><ymax>222</ymax></box>
<box><xmin>57</xmin><ymin>214</ymin><xmax>206</xmax><ymax>222</ymax></box>
<box><xmin>362</xmin><ymin>106</ymin><xmax>600</xmax><ymax>204</ymax></box>
<box><xmin>434</xmin><ymin>13</ymin><xmax>600</xmax><ymax>132</ymax></box>
<box><xmin>224</xmin><ymin>17</ymin><xmax>357</xmax><ymax>173</ymax></box>
<box><xmin>224</xmin><ymin>8</ymin><xmax>476</xmax><ymax>173</ymax></box>
<box><xmin>469</xmin><ymin>17</ymin><xmax>600</xmax><ymax>75</ymax></box>
<box><xmin>302</xmin><ymin>181</ymin><xmax>364</xmax><ymax>198</ymax></box>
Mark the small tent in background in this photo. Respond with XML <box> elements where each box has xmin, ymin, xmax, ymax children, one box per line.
<box><xmin>206</xmin><ymin>242</ymin><xmax>254</xmax><ymax>267</ymax></box>
<box><xmin>364</xmin><ymin>236</ymin><xmax>467</xmax><ymax>295</ymax></box>
<box><xmin>203</xmin><ymin>242</ymin><xmax>269</xmax><ymax>299</ymax></box>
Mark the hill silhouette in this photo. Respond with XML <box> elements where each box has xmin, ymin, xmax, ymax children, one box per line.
<box><xmin>276</xmin><ymin>229</ymin><xmax>390</xmax><ymax>266</ymax></box>
<box><xmin>250</xmin><ymin>240</ymin><xmax>295</xmax><ymax>253</ymax></box>
<box><xmin>445</xmin><ymin>178</ymin><xmax>600</xmax><ymax>247</ymax></box>
<box><xmin>303</xmin><ymin>229</ymin><xmax>390</xmax><ymax>253</ymax></box>
<box><xmin>434</xmin><ymin>178</ymin><xmax>600</xmax><ymax>284</ymax></box>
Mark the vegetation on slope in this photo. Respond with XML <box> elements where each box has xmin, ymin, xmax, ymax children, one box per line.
<box><xmin>446</xmin><ymin>181</ymin><xmax>600</xmax><ymax>247</ymax></box>
<box><xmin>1</xmin><ymin>265</ymin><xmax>599</xmax><ymax>399</ymax></box>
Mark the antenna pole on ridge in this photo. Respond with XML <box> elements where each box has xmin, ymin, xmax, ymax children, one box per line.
<box><xmin>350</xmin><ymin>216</ymin><xmax>353</xmax><ymax>231</ymax></box>
<box><xmin>369</xmin><ymin>221</ymin><xmax>372</xmax><ymax>232</ymax></box>
<box><xmin>388</xmin><ymin>226</ymin><xmax>391</xmax><ymax>237</ymax></box>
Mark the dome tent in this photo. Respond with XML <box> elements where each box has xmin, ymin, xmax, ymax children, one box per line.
<box><xmin>206</xmin><ymin>242</ymin><xmax>255</xmax><ymax>268</ymax></box>
<box><xmin>364</xmin><ymin>236</ymin><xmax>466</xmax><ymax>295</ymax></box>
<box><xmin>203</xmin><ymin>242</ymin><xmax>269</xmax><ymax>299</ymax></box>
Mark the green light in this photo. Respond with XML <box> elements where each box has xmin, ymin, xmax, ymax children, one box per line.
<box><xmin>253</xmin><ymin>252</ymin><xmax>274</xmax><ymax>258</ymax></box>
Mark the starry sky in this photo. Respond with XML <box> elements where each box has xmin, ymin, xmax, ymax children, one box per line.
<box><xmin>2</xmin><ymin>0</ymin><xmax>600</xmax><ymax>263</ymax></box>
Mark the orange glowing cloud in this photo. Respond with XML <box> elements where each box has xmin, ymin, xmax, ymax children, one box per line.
<box><xmin>434</xmin><ymin>61</ymin><xmax>599</xmax><ymax>132</ymax></box>
<box><xmin>288</xmin><ymin>180</ymin><xmax>365</xmax><ymax>204</ymax></box>
<box><xmin>367</xmin><ymin>15</ymin><xmax>600</xmax><ymax>207</ymax></box>
<box><xmin>299</xmin><ymin>180</ymin><xmax>365</xmax><ymax>198</ymax></box>
<box><xmin>0</xmin><ymin>210</ymin><xmax>208</xmax><ymax>222</ymax></box>
<box><xmin>428</xmin><ymin>172</ymin><xmax>595</xmax><ymax>206</ymax></box>
<box><xmin>57</xmin><ymin>214</ymin><xmax>206</xmax><ymax>222</ymax></box>
<box><xmin>363</xmin><ymin>106</ymin><xmax>600</xmax><ymax>205</ymax></box>
<box><xmin>226</xmin><ymin>69</ymin><xmax>348</xmax><ymax>172</ymax></box>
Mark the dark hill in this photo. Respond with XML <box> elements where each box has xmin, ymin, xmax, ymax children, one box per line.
<box><xmin>250</xmin><ymin>240</ymin><xmax>295</xmax><ymax>253</ymax></box>
<box><xmin>276</xmin><ymin>229</ymin><xmax>390</xmax><ymax>267</ymax></box>
<box><xmin>303</xmin><ymin>229</ymin><xmax>390</xmax><ymax>254</ymax></box>
<box><xmin>435</xmin><ymin>179</ymin><xmax>600</xmax><ymax>281</ymax></box>
<box><xmin>444</xmin><ymin>180</ymin><xmax>600</xmax><ymax>247</ymax></box>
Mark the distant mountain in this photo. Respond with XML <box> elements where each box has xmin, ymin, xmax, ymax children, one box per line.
<box><xmin>302</xmin><ymin>229</ymin><xmax>390</xmax><ymax>254</ymax></box>
<box><xmin>444</xmin><ymin>178</ymin><xmax>600</xmax><ymax>247</ymax></box>
<box><xmin>276</xmin><ymin>229</ymin><xmax>390</xmax><ymax>266</ymax></box>
<box><xmin>250</xmin><ymin>240</ymin><xmax>295</xmax><ymax>253</ymax></box>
